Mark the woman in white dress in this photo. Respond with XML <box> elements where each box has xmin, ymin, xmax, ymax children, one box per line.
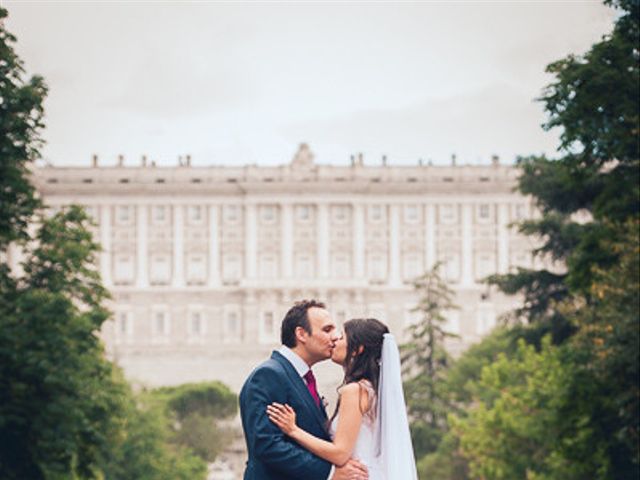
<box><xmin>267</xmin><ymin>318</ymin><xmax>418</xmax><ymax>480</ymax></box>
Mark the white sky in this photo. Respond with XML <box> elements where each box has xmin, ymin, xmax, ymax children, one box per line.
<box><xmin>3</xmin><ymin>1</ymin><xmax>615</xmax><ymax>167</ymax></box>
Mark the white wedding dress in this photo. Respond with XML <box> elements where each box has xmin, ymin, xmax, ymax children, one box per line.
<box><xmin>329</xmin><ymin>334</ymin><xmax>418</xmax><ymax>480</ymax></box>
<box><xmin>330</xmin><ymin>381</ymin><xmax>383</xmax><ymax>480</ymax></box>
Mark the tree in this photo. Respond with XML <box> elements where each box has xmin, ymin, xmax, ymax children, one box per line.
<box><xmin>402</xmin><ymin>263</ymin><xmax>459</xmax><ymax>458</ymax></box>
<box><xmin>0</xmin><ymin>7</ymin><xmax>46</xmax><ymax>249</ymax></box>
<box><xmin>0</xmin><ymin>9</ymin><xmax>211</xmax><ymax>478</ymax></box>
<box><xmin>0</xmin><ymin>207</ymin><xmax>129</xmax><ymax>479</ymax></box>
<box><xmin>488</xmin><ymin>0</ymin><xmax>639</xmax><ymax>341</ymax></box>
<box><xmin>148</xmin><ymin>381</ymin><xmax>239</xmax><ymax>463</ymax></box>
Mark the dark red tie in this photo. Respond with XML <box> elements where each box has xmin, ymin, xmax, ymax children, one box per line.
<box><xmin>303</xmin><ymin>370</ymin><xmax>321</xmax><ymax>408</ymax></box>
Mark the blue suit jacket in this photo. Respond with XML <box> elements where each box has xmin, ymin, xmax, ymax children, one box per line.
<box><xmin>240</xmin><ymin>351</ymin><xmax>333</xmax><ymax>480</ymax></box>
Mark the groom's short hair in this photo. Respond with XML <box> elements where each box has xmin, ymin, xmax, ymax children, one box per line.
<box><xmin>281</xmin><ymin>299</ymin><xmax>326</xmax><ymax>348</ymax></box>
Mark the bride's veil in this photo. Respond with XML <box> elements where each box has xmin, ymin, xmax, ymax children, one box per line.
<box><xmin>374</xmin><ymin>333</ymin><xmax>419</xmax><ymax>479</ymax></box>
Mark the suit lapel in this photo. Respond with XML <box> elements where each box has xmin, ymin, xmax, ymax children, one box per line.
<box><xmin>272</xmin><ymin>351</ymin><xmax>328</xmax><ymax>432</ymax></box>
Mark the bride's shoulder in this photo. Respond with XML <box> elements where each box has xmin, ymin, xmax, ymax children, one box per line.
<box><xmin>338</xmin><ymin>381</ymin><xmax>374</xmax><ymax>414</ymax></box>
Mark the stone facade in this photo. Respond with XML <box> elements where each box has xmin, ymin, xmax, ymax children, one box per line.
<box><xmin>22</xmin><ymin>145</ymin><xmax>535</xmax><ymax>396</ymax></box>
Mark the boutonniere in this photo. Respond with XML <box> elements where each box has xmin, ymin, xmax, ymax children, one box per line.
<box><xmin>321</xmin><ymin>396</ymin><xmax>329</xmax><ymax>409</ymax></box>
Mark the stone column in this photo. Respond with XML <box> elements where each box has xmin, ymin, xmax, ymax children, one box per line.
<box><xmin>136</xmin><ymin>205</ymin><xmax>148</xmax><ymax>288</ymax></box>
<box><xmin>353</xmin><ymin>203</ymin><xmax>365</xmax><ymax>278</ymax></box>
<box><xmin>497</xmin><ymin>203</ymin><xmax>510</xmax><ymax>274</ymax></box>
<box><xmin>388</xmin><ymin>205</ymin><xmax>401</xmax><ymax>286</ymax></box>
<box><xmin>425</xmin><ymin>204</ymin><xmax>436</xmax><ymax>271</ymax></box>
<box><xmin>244</xmin><ymin>204</ymin><xmax>257</xmax><ymax>279</ymax></box>
<box><xmin>317</xmin><ymin>203</ymin><xmax>329</xmax><ymax>278</ymax></box>
<box><xmin>172</xmin><ymin>205</ymin><xmax>185</xmax><ymax>287</ymax></box>
<box><xmin>280</xmin><ymin>203</ymin><xmax>293</xmax><ymax>278</ymax></box>
<box><xmin>208</xmin><ymin>205</ymin><xmax>220</xmax><ymax>287</ymax></box>
<box><xmin>99</xmin><ymin>205</ymin><xmax>112</xmax><ymax>286</ymax></box>
<box><xmin>461</xmin><ymin>204</ymin><xmax>474</xmax><ymax>286</ymax></box>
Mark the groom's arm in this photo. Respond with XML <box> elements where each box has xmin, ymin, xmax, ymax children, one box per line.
<box><xmin>244</xmin><ymin>366</ymin><xmax>333</xmax><ymax>480</ymax></box>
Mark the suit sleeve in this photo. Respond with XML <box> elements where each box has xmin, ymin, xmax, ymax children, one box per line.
<box><xmin>243</xmin><ymin>366</ymin><xmax>332</xmax><ymax>480</ymax></box>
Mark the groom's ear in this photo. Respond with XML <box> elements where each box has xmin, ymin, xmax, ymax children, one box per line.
<box><xmin>295</xmin><ymin>326</ymin><xmax>309</xmax><ymax>345</ymax></box>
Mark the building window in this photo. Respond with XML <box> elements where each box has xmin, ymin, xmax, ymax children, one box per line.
<box><xmin>260</xmin><ymin>205</ymin><xmax>277</xmax><ymax>224</ymax></box>
<box><xmin>115</xmin><ymin>310</ymin><xmax>133</xmax><ymax>344</ymax></box>
<box><xmin>403</xmin><ymin>253</ymin><xmax>422</xmax><ymax>281</ymax></box>
<box><xmin>152</xmin><ymin>310</ymin><xmax>170</xmax><ymax>340</ymax></box>
<box><xmin>222</xmin><ymin>253</ymin><xmax>242</xmax><ymax>281</ymax></box>
<box><xmin>296</xmin><ymin>205</ymin><xmax>311</xmax><ymax>222</ymax></box>
<box><xmin>369</xmin><ymin>205</ymin><xmax>384</xmax><ymax>223</ymax></box>
<box><xmin>188</xmin><ymin>310</ymin><xmax>205</xmax><ymax>338</ymax></box>
<box><xmin>152</xmin><ymin>206</ymin><xmax>166</xmax><ymax>224</ymax></box>
<box><xmin>439</xmin><ymin>204</ymin><xmax>457</xmax><ymax>224</ymax></box>
<box><xmin>404</xmin><ymin>205</ymin><xmax>419</xmax><ymax>223</ymax></box>
<box><xmin>478</xmin><ymin>204</ymin><xmax>491</xmax><ymax>221</ymax></box>
<box><xmin>441</xmin><ymin>253</ymin><xmax>460</xmax><ymax>282</ymax></box>
<box><xmin>259</xmin><ymin>254</ymin><xmax>278</xmax><ymax>279</ymax></box>
<box><xmin>260</xmin><ymin>311</ymin><xmax>277</xmax><ymax>343</ymax></box>
<box><xmin>116</xmin><ymin>205</ymin><xmax>132</xmax><ymax>225</ymax></box>
<box><xmin>332</xmin><ymin>253</ymin><xmax>350</xmax><ymax>278</ymax></box>
<box><xmin>186</xmin><ymin>254</ymin><xmax>206</xmax><ymax>284</ymax></box>
<box><xmin>224</xmin><ymin>308</ymin><xmax>241</xmax><ymax>343</ymax></box>
<box><xmin>223</xmin><ymin>205</ymin><xmax>239</xmax><ymax>223</ymax></box>
<box><xmin>475</xmin><ymin>253</ymin><xmax>495</xmax><ymax>280</ymax></box>
<box><xmin>332</xmin><ymin>205</ymin><xmax>350</xmax><ymax>223</ymax></box>
<box><xmin>295</xmin><ymin>254</ymin><xmax>313</xmax><ymax>278</ymax></box>
<box><xmin>188</xmin><ymin>205</ymin><xmax>203</xmax><ymax>224</ymax></box>
<box><xmin>114</xmin><ymin>254</ymin><xmax>134</xmax><ymax>284</ymax></box>
<box><xmin>150</xmin><ymin>254</ymin><xmax>171</xmax><ymax>285</ymax></box>
<box><xmin>368</xmin><ymin>253</ymin><xmax>387</xmax><ymax>281</ymax></box>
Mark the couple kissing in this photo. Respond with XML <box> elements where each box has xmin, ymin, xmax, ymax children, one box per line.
<box><xmin>240</xmin><ymin>299</ymin><xmax>418</xmax><ymax>480</ymax></box>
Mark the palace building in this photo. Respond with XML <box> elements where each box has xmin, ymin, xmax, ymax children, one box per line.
<box><xmin>21</xmin><ymin>144</ymin><xmax>535</xmax><ymax>393</ymax></box>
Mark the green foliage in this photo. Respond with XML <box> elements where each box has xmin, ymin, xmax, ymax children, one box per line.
<box><xmin>146</xmin><ymin>382</ymin><xmax>238</xmax><ymax>463</ymax></box>
<box><xmin>155</xmin><ymin>381</ymin><xmax>238</xmax><ymax>421</ymax></box>
<box><xmin>0</xmin><ymin>208</ymin><xmax>127</xmax><ymax>479</ymax></box>
<box><xmin>99</xmin><ymin>378</ymin><xmax>207</xmax><ymax>480</ymax></box>
<box><xmin>488</xmin><ymin>0</ymin><xmax>639</xmax><ymax>329</ymax></box>
<box><xmin>0</xmin><ymin>7</ymin><xmax>47</xmax><ymax>249</ymax></box>
<box><xmin>402</xmin><ymin>264</ymin><xmax>458</xmax><ymax>458</ymax></box>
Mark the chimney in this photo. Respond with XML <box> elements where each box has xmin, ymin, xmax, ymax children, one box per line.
<box><xmin>141</xmin><ymin>155</ymin><xmax>148</xmax><ymax>167</ymax></box>
<box><xmin>451</xmin><ymin>154</ymin><xmax>457</xmax><ymax>166</ymax></box>
<box><xmin>418</xmin><ymin>158</ymin><xmax>423</xmax><ymax>166</ymax></box>
<box><xmin>491</xmin><ymin>154</ymin><xmax>500</xmax><ymax>166</ymax></box>
<box><xmin>117</xmin><ymin>154</ymin><xmax>124</xmax><ymax>167</ymax></box>
<box><xmin>178</xmin><ymin>155</ymin><xmax>183</xmax><ymax>167</ymax></box>
<box><xmin>357</xmin><ymin>153</ymin><xmax>364</xmax><ymax>166</ymax></box>
<box><xmin>382</xmin><ymin>155</ymin><xmax>387</xmax><ymax>166</ymax></box>
<box><xmin>350</xmin><ymin>154</ymin><xmax>355</xmax><ymax>166</ymax></box>
<box><xmin>91</xmin><ymin>154</ymin><xmax>98</xmax><ymax>168</ymax></box>
<box><xmin>186</xmin><ymin>155</ymin><xmax>192</xmax><ymax>167</ymax></box>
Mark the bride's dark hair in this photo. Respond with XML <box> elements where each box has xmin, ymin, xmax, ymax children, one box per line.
<box><xmin>330</xmin><ymin>318</ymin><xmax>389</xmax><ymax>424</ymax></box>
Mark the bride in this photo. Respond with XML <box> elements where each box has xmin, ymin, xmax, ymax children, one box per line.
<box><xmin>267</xmin><ymin>318</ymin><xmax>418</xmax><ymax>480</ymax></box>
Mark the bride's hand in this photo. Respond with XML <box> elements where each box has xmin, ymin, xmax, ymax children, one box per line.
<box><xmin>266</xmin><ymin>402</ymin><xmax>298</xmax><ymax>435</ymax></box>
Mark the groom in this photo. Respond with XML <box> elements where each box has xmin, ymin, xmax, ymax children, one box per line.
<box><xmin>240</xmin><ymin>299</ymin><xmax>369</xmax><ymax>480</ymax></box>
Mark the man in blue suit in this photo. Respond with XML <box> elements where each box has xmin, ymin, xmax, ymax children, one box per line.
<box><xmin>240</xmin><ymin>299</ymin><xmax>369</xmax><ymax>480</ymax></box>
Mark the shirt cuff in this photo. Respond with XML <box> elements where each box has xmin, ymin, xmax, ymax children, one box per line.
<box><xmin>327</xmin><ymin>465</ymin><xmax>336</xmax><ymax>480</ymax></box>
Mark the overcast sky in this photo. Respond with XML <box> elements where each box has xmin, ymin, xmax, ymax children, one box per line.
<box><xmin>3</xmin><ymin>1</ymin><xmax>615</xmax><ymax>167</ymax></box>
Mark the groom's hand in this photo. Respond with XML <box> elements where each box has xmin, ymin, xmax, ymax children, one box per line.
<box><xmin>332</xmin><ymin>458</ymin><xmax>368</xmax><ymax>480</ymax></box>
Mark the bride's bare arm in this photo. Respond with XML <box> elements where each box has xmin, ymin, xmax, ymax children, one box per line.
<box><xmin>267</xmin><ymin>383</ymin><xmax>368</xmax><ymax>467</ymax></box>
